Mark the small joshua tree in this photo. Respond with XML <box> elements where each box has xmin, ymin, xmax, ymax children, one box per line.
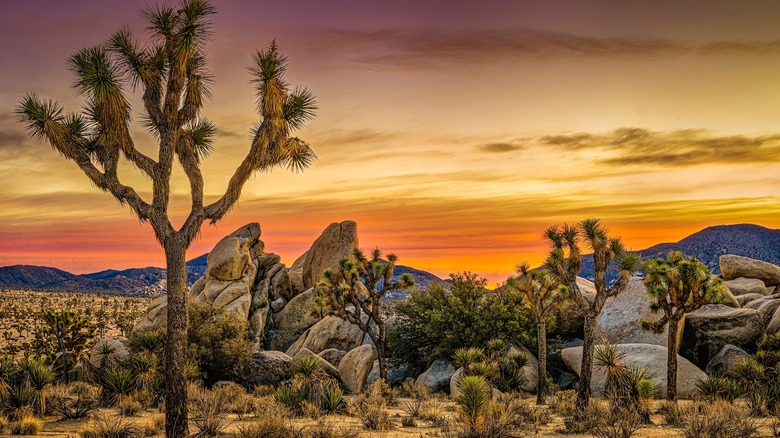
<box><xmin>320</xmin><ymin>248</ymin><xmax>415</xmax><ymax>381</ymax></box>
<box><xmin>545</xmin><ymin>218</ymin><xmax>640</xmax><ymax>415</ymax></box>
<box><xmin>505</xmin><ymin>263</ymin><xmax>568</xmax><ymax>405</ymax></box>
<box><xmin>642</xmin><ymin>251</ymin><xmax>726</xmax><ymax>400</ymax></box>
<box><xmin>39</xmin><ymin>309</ymin><xmax>97</xmax><ymax>384</ymax></box>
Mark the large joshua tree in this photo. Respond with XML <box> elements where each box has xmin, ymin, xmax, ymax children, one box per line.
<box><xmin>545</xmin><ymin>218</ymin><xmax>640</xmax><ymax>415</ymax></box>
<box><xmin>642</xmin><ymin>251</ymin><xmax>726</xmax><ymax>400</ymax></box>
<box><xmin>320</xmin><ymin>248</ymin><xmax>415</xmax><ymax>381</ymax></box>
<box><xmin>505</xmin><ymin>262</ymin><xmax>568</xmax><ymax>405</ymax></box>
<box><xmin>15</xmin><ymin>1</ymin><xmax>317</xmax><ymax>435</ymax></box>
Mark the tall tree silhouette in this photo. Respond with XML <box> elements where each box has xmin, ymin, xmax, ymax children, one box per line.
<box><xmin>16</xmin><ymin>1</ymin><xmax>316</xmax><ymax>435</ymax></box>
<box><xmin>545</xmin><ymin>219</ymin><xmax>640</xmax><ymax>416</ymax></box>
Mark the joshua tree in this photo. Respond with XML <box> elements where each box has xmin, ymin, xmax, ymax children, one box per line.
<box><xmin>16</xmin><ymin>1</ymin><xmax>316</xmax><ymax>435</ymax></box>
<box><xmin>505</xmin><ymin>263</ymin><xmax>568</xmax><ymax>405</ymax></box>
<box><xmin>39</xmin><ymin>309</ymin><xmax>97</xmax><ymax>384</ymax></box>
<box><xmin>642</xmin><ymin>251</ymin><xmax>726</xmax><ymax>400</ymax></box>
<box><xmin>545</xmin><ymin>218</ymin><xmax>640</xmax><ymax>415</ymax></box>
<box><xmin>320</xmin><ymin>248</ymin><xmax>415</xmax><ymax>381</ymax></box>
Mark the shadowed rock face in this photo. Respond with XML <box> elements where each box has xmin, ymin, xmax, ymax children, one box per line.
<box><xmin>680</xmin><ymin>304</ymin><xmax>764</xmax><ymax>368</ymax></box>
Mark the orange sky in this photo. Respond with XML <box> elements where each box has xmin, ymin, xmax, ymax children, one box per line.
<box><xmin>1</xmin><ymin>1</ymin><xmax>780</xmax><ymax>285</ymax></box>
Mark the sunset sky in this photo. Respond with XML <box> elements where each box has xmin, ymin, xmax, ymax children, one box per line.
<box><xmin>1</xmin><ymin>1</ymin><xmax>780</xmax><ymax>285</ymax></box>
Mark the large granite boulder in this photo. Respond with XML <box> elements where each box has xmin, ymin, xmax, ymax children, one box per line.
<box><xmin>744</xmin><ymin>297</ymin><xmax>780</xmax><ymax>327</ymax></box>
<box><xmin>364</xmin><ymin>360</ymin><xmax>414</xmax><ymax>388</ymax></box>
<box><xmin>338</xmin><ymin>345</ymin><xmax>376</xmax><ymax>393</ymax></box>
<box><xmin>705</xmin><ymin>344</ymin><xmax>751</xmax><ymax>377</ymax></box>
<box><xmin>766</xmin><ymin>307</ymin><xmax>780</xmax><ymax>334</ymax></box>
<box><xmin>293</xmin><ymin>221</ymin><xmax>359</xmax><ymax>293</ymax></box>
<box><xmin>680</xmin><ymin>304</ymin><xmax>764</xmax><ymax>368</ymax></box>
<box><xmin>550</xmin><ymin>277</ymin><xmax>596</xmax><ymax>338</ymax></box>
<box><xmin>720</xmin><ymin>255</ymin><xmax>780</xmax><ymax>286</ymax></box>
<box><xmin>134</xmin><ymin>296</ymin><xmax>168</xmax><ymax>332</ymax></box>
<box><xmin>245</xmin><ymin>350</ymin><xmax>293</xmax><ymax>386</ymax></box>
<box><xmin>318</xmin><ymin>349</ymin><xmax>348</xmax><ymax>368</ymax></box>
<box><xmin>597</xmin><ymin>278</ymin><xmax>666</xmax><ymax>346</ymax></box>
<box><xmin>416</xmin><ymin>359</ymin><xmax>457</xmax><ymax>392</ymax></box>
<box><xmin>561</xmin><ymin>343</ymin><xmax>706</xmax><ymax>398</ymax></box>
<box><xmin>508</xmin><ymin>343</ymin><xmax>539</xmax><ymax>393</ymax></box>
<box><xmin>725</xmin><ymin>277</ymin><xmax>768</xmax><ymax>296</ymax></box>
<box><xmin>269</xmin><ymin>288</ymin><xmax>323</xmax><ymax>351</ymax></box>
<box><xmin>736</xmin><ymin>293</ymin><xmax>765</xmax><ymax>307</ymax></box>
<box><xmin>206</xmin><ymin>237</ymin><xmax>252</xmax><ymax>281</ymax></box>
<box><xmin>285</xmin><ymin>315</ymin><xmax>365</xmax><ymax>357</ymax></box>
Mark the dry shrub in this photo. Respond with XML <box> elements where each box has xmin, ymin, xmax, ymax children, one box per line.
<box><xmin>189</xmin><ymin>384</ymin><xmax>230</xmax><ymax>437</ymax></box>
<box><xmin>8</xmin><ymin>415</ymin><xmax>42</xmax><ymax>436</ymax></box>
<box><xmin>350</xmin><ymin>381</ymin><xmax>392</xmax><ymax>431</ymax></box>
<box><xmin>48</xmin><ymin>382</ymin><xmax>100</xmax><ymax>419</ymax></box>
<box><xmin>231</xmin><ymin>403</ymin><xmax>301</xmax><ymax>438</ymax></box>
<box><xmin>117</xmin><ymin>395</ymin><xmax>143</xmax><ymax>416</ymax></box>
<box><xmin>550</xmin><ymin>389</ymin><xmax>576</xmax><ymax>417</ymax></box>
<box><xmin>81</xmin><ymin>417</ymin><xmax>143</xmax><ymax>438</ymax></box>
<box><xmin>678</xmin><ymin>400</ymin><xmax>758</xmax><ymax>438</ymax></box>
<box><xmin>305</xmin><ymin>421</ymin><xmax>361</xmax><ymax>438</ymax></box>
<box><xmin>418</xmin><ymin>396</ymin><xmax>448</xmax><ymax>426</ymax></box>
<box><xmin>591</xmin><ymin>407</ymin><xmax>643</xmax><ymax>438</ymax></box>
<box><xmin>400</xmin><ymin>379</ymin><xmax>430</xmax><ymax>400</ymax></box>
<box><xmin>401</xmin><ymin>415</ymin><xmax>416</xmax><ymax>427</ymax></box>
<box><xmin>400</xmin><ymin>397</ymin><xmax>422</xmax><ymax>418</ymax></box>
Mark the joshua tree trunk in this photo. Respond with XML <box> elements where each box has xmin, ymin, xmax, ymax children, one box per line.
<box><xmin>536</xmin><ymin>320</ymin><xmax>547</xmax><ymax>405</ymax></box>
<box><xmin>373</xmin><ymin>323</ymin><xmax>388</xmax><ymax>381</ymax></box>
<box><xmin>164</xmin><ymin>238</ymin><xmax>189</xmax><ymax>438</ymax></box>
<box><xmin>57</xmin><ymin>336</ymin><xmax>69</xmax><ymax>384</ymax></box>
<box><xmin>576</xmin><ymin>314</ymin><xmax>596</xmax><ymax>416</ymax></box>
<box><xmin>666</xmin><ymin>317</ymin><xmax>679</xmax><ymax>401</ymax></box>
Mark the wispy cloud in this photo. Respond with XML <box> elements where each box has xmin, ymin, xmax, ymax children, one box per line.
<box><xmin>478</xmin><ymin>142</ymin><xmax>524</xmax><ymax>153</ymax></box>
<box><xmin>539</xmin><ymin>128</ymin><xmax>780</xmax><ymax>166</ymax></box>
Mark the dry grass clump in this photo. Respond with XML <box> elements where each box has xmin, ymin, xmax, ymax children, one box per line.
<box><xmin>189</xmin><ymin>383</ymin><xmax>230</xmax><ymax>437</ymax></box>
<box><xmin>117</xmin><ymin>395</ymin><xmax>143</xmax><ymax>416</ymax></box>
<box><xmin>80</xmin><ymin>417</ymin><xmax>142</xmax><ymax>438</ymax></box>
<box><xmin>304</xmin><ymin>421</ymin><xmax>361</xmax><ymax>438</ymax></box>
<box><xmin>677</xmin><ymin>400</ymin><xmax>758</xmax><ymax>438</ymax></box>
<box><xmin>231</xmin><ymin>402</ymin><xmax>299</xmax><ymax>438</ymax></box>
<box><xmin>350</xmin><ymin>380</ymin><xmax>393</xmax><ymax>431</ymax></box>
<box><xmin>8</xmin><ymin>414</ymin><xmax>42</xmax><ymax>436</ymax></box>
<box><xmin>48</xmin><ymin>382</ymin><xmax>100</xmax><ymax>419</ymax></box>
<box><xmin>563</xmin><ymin>401</ymin><xmax>642</xmax><ymax>437</ymax></box>
<box><xmin>549</xmin><ymin>389</ymin><xmax>576</xmax><ymax>417</ymax></box>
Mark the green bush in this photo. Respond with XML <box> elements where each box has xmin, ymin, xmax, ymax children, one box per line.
<box><xmin>188</xmin><ymin>303</ymin><xmax>254</xmax><ymax>385</ymax></box>
<box><xmin>388</xmin><ymin>272</ymin><xmax>535</xmax><ymax>373</ymax></box>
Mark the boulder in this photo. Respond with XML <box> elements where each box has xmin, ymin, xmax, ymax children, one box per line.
<box><xmin>725</xmin><ymin>277</ymin><xmax>768</xmax><ymax>296</ymax></box>
<box><xmin>270</xmin><ymin>288</ymin><xmax>323</xmax><ymax>351</ymax></box>
<box><xmin>705</xmin><ymin>344</ymin><xmax>751</xmax><ymax>376</ymax></box>
<box><xmin>766</xmin><ymin>307</ymin><xmax>780</xmax><ymax>334</ymax></box>
<box><xmin>245</xmin><ymin>350</ymin><xmax>293</xmax><ymax>386</ymax></box>
<box><xmin>206</xmin><ymin>236</ymin><xmax>252</xmax><ymax>281</ymax></box>
<box><xmin>365</xmin><ymin>360</ymin><xmax>414</xmax><ymax>388</ymax></box>
<box><xmin>720</xmin><ymin>255</ymin><xmax>780</xmax><ymax>286</ymax></box>
<box><xmin>288</xmin><ymin>252</ymin><xmax>307</xmax><ymax>294</ymax></box>
<box><xmin>736</xmin><ymin>293</ymin><xmax>765</xmax><ymax>307</ymax></box>
<box><xmin>550</xmin><ymin>368</ymin><xmax>578</xmax><ymax>390</ymax></box>
<box><xmin>597</xmin><ymin>278</ymin><xmax>666</xmax><ymax>345</ymax></box>
<box><xmin>300</xmin><ymin>221</ymin><xmax>359</xmax><ymax>291</ymax></box>
<box><xmin>318</xmin><ymin>349</ymin><xmax>348</xmax><ymax>367</ymax></box>
<box><xmin>285</xmin><ymin>315</ymin><xmax>365</xmax><ymax>356</ymax></box>
<box><xmin>550</xmin><ymin>277</ymin><xmax>596</xmax><ymax>338</ymax></box>
<box><xmin>416</xmin><ymin>359</ymin><xmax>456</xmax><ymax>392</ymax></box>
<box><xmin>270</xmin><ymin>297</ymin><xmax>286</xmax><ymax>313</ymax></box>
<box><xmin>680</xmin><ymin>304</ymin><xmax>764</xmax><ymax>368</ymax></box>
<box><xmin>508</xmin><ymin>343</ymin><xmax>539</xmax><ymax>393</ymax></box>
<box><xmin>561</xmin><ymin>343</ymin><xmax>706</xmax><ymax>398</ymax></box>
<box><xmin>748</xmin><ymin>298</ymin><xmax>780</xmax><ymax>327</ymax></box>
<box><xmin>338</xmin><ymin>345</ymin><xmax>376</xmax><ymax>393</ymax></box>
<box><xmin>89</xmin><ymin>338</ymin><xmax>130</xmax><ymax>367</ymax></box>
<box><xmin>294</xmin><ymin>348</ymin><xmax>340</xmax><ymax>380</ymax></box>
<box><xmin>134</xmin><ymin>296</ymin><xmax>168</xmax><ymax>332</ymax></box>
<box><xmin>449</xmin><ymin>367</ymin><xmax>465</xmax><ymax>399</ymax></box>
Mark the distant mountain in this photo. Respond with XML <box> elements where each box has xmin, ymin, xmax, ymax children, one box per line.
<box><xmin>0</xmin><ymin>265</ymin><xmax>77</xmax><ymax>288</ymax></box>
<box><xmin>580</xmin><ymin>224</ymin><xmax>780</xmax><ymax>282</ymax></box>
<box><xmin>383</xmin><ymin>264</ymin><xmax>448</xmax><ymax>300</ymax></box>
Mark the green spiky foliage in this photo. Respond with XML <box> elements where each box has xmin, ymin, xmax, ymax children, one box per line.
<box><xmin>100</xmin><ymin>367</ymin><xmax>135</xmax><ymax>406</ymax></box>
<box><xmin>38</xmin><ymin>309</ymin><xmax>96</xmax><ymax>384</ymax></box>
<box><xmin>319</xmin><ymin>247</ymin><xmax>415</xmax><ymax>381</ymax></box>
<box><xmin>15</xmin><ymin>1</ymin><xmax>317</xmax><ymax>435</ymax></box>
<box><xmin>641</xmin><ymin>251</ymin><xmax>726</xmax><ymax>401</ymax></box>
<box><xmin>291</xmin><ymin>354</ymin><xmax>321</xmax><ymax>379</ymax></box>
<box><xmin>0</xmin><ymin>357</ymin><xmax>16</xmax><ymax>404</ymax></box>
<box><xmin>20</xmin><ymin>358</ymin><xmax>55</xmax><ymax>416</ymax></box>
<box><xmin>595</xmin><ymin>342</ymin><xmax>654</xmax><ymax>423</ymax></box>
<box><xmin>456</xmin><ymin>375</ymin><xmax>491</xmax><ymax>430</ymax></box>
<box><xmin>544</xmin><ymin>218</ymin><xmax>640</xmax><ymax>415</ymax></box>
<box><xmin>132</xmin><ymin>351</ymin><xmax>160</xmax><ymax>392</ymax></box>
<box><xmin>505</xmin><ymin>262</ymin><xmax>569</xmax><ymax>404</ymax></box>
<box><xmin>452</xmin><ymin>344</ymin><xmax>529</xmax><ymax>393</ymax></box>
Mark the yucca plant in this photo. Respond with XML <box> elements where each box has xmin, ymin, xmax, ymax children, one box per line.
<box><xmin>100</xmin><ymin>367</ymin><xmax>135</xmax><ymax>406</ymax></box>
<box><xmin>0</xmin><ymin>357</ymin><xmax>16</xmax><ymax>404</ymax></box>
<box><xmin>22</xmin><ymin>359</ymin><xmax>55</xmax><ymax>416</ymax></box>
<box><xmin>131</xmin><ymin>351</ymin><xmax>158</xmax><ymax>392</ymax></box>
<box><xmin>485</xmin><ymin>339</ymin><xmax>507</xmax><ymax>360</ymax></box>
<box><xmin>131</xmin><ymin>329</ymin><xmax>166</xmax><ymax>353</ymax></box>
<box><xmin>453</xmin><ymin>347</ymin><xmax>487</xmax><ymax>369</ymax></box>
<box><xmin>320</xmin><ymin>386</ymin><xmax>345</xmax><ymax>413</ymax></box>
<box><xmin>274</xmin><ymin>382</ymin><xmax>305</xmax><ymax>415</ymax></box>
<box><xmin>457</xmin><ymin>375</ymin><xmax>491</xmax><ymax>431</ymax></box>
<box><xmin>697</xmin><ymin>375</ymin><xmax>727</xmax><ymax>402</ymax></box>
<box><xmin>291</xmin><ymin>354</ymin><xmax>321</xmax><ymax>379</ymax></box>
<box><xmin>732</xmin><ymin>358</ymin><xmax>766</xmax><ymax>414</ymax></box>
<box><xmin>5</xmin><ymin>383</ymin><xmax>35</xmax><ymax>420</ymax></box>
<box><xmin>94</xmin><ymin>342</ymin><xmax>118</xmax><ymax>371</ymax></box>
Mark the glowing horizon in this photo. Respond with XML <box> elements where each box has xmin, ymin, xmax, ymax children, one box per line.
<box><xmin>1</xmin><ymin>1</ymin><xmax>780</xmax><ymax>285</ymax></box>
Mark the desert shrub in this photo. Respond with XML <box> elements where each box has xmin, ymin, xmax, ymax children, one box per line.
<box><xmin>418</xmin><ymin>396</ymin><xmax>447</xmax><ymax>426</ymax></box>
<box><xmin>678</xmin><ymin>400</ymin><xmax>758</xmax><ymax>438</ymax></box>
<box><xmin>100</xmin><ymin>367</ymin><xmax>135</xmax><ymax>406</ymax></box>
<box><xmin>305</xmin><ymin>421</ymin><xmax>361</xmax><ymax>438</ymax></box>
<box><xmin>131</xmin><ymin>351</ymin><xmax>159</xmax><ymax>392</ymax></box>
<box><xmin>457</xmin><ymin>375</ymin><xmax>491</xmax><ymax>429</ymax></box>
<box><xmin>8</xmin><ymin>414</ymin><xmax>42</xmax><ymax>436</ymax></box>
<box><xmin>5</xmin><ymin>384</ymin><xmax>34</xmax><ymax>419</ymax></box>
<box><xmin>320</xmin><ymin>386</ymin><xmax>345</xmax><ymax>413</ymax></box>
<box><xmin>117</xmin><ymin>395</ymin><xmax>143</xmax><ymax>416</ymax></box>
<box><xmin>388</xmin><ymin>272</ymin><xmax>535</xmax><ymax>373</ymax></box>
<box><xmin>48</xmin><ymin>382</ymin><xmax>100</xmax><ymax>419</ymax></box>
<box><xmin>231</xmin><ymin>402</ymin><xmax>300</xmax><ymax>438</ymax></box>
<box><xmin>291</xmin><ymin>354</ymin><xmax>321</xmax><ymax>379</ymax></box>
<box><xmin>399</xmin><ymin>378</ymin><xmax>430</xmax><ymax>400</ymax></box>
<box><xmin>351</xmin><ymin>380</ymin><xmax>392</xmax><ymax>431</ymax></box>
<box><xmin>657</xmin><ymin>400</ymin><xmax>686</xmax><ymax>427</ymax></box>
<box><xmin>129</xmin><ymin>329</ymin><xmax>166</xmax><ymax>354</ymax></box>
<box><xmin>731</xmin><ymin>358</ymin><xmax>767</xmax><ymax>415</ymax></box>
<box><xmin>590</xmin><ymin>407</ymin><xmax>643</xmax><ymax>438</ymax></box>
<box><xmin>189</xmin><ymin>384</ymin><xmax>230</xmax><ymax>437</ymax></box>
<box><xmin>214</xmin><ymin>382</ymin><xmax>256</xmax><ymax>419</ymax></box>
<box><xmin>81</xmin><ymin>417</ymin><xmax>143</xmax><ymax>438</ymax></box>
<box><xmin>19</xmin><ymin>358</ymin><xmax>55</xmax><ymax>415</ymax></box>
<box><xmin>400</xmin><ymin>397</ymin><xmax>422</xmax><ymax>418</ymax></box>
<box><xmin>452</xmin><ymin>343</ymin><xmax>528</xmax><ymax>394</ymax></box>
<box><xmin>274</xmin><ymin>381</ymin><xmax>306</xmax><ymax>415</ymax></box>
<box><xmin>444</xmin><ymin>392</ymin><xmax>529</xmax><ymax>438</ymax></box>
<box><xmin>697</xmin><ymin>375</ymin><xmax>744</xmax><ymax>403</ymax></box>
<box><xmin>549</xmin><ymin>389</ymin><xmax>576</xmax><ymax>417</ymax></box>
<box><xmin>595</xmin><ymin>342</ymin><xmax>654</xmax><ymax>422</ymax></box>
<box><xmin>188</xmin><ymin>303</ymin><xmax>254</xmax><ymax>386</ymax></box>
